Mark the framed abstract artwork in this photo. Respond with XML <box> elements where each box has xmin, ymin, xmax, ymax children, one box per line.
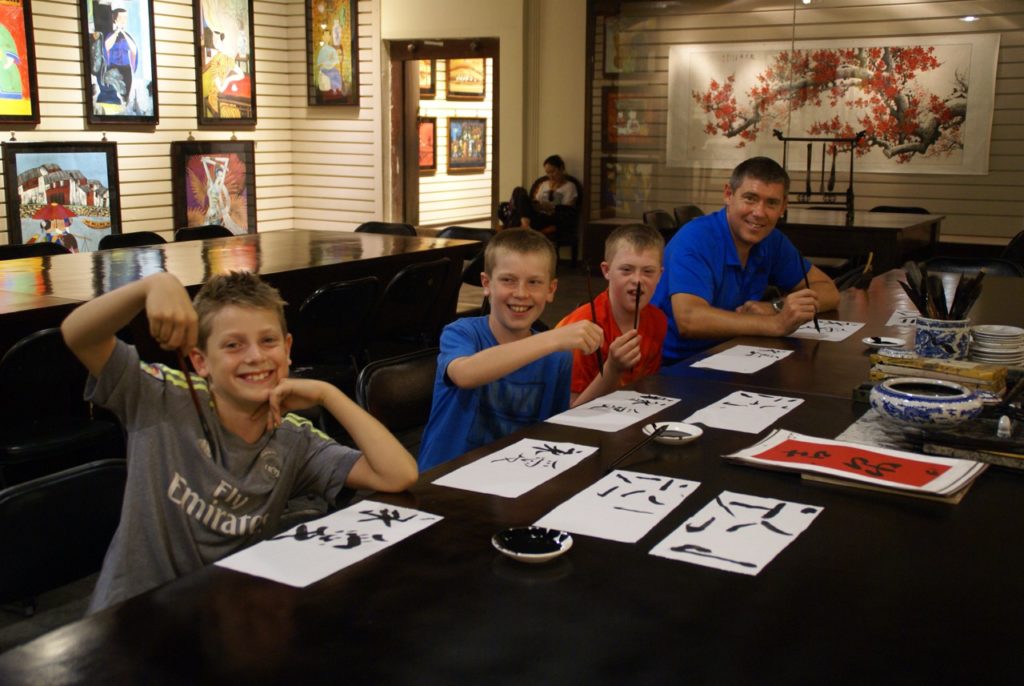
<box><xmin>0</xmin><ymin>0</ymin><xmax>40</xmax><ymax>125</ymax></box>
<box><xmin>1</xmin><ymin>141</ymin><xmax>121</xmax><ymax>252</ymax></box>
<box><xmin>305</xmin><ymin>0</ymin><xmax>359</xmax><ymax>106</ymax></box>
<box><xmin>447</xmin><ymin>58</ymin><xmax>485</xmax><ymax>100</ymax></box>
<box><xmin>418</xmin><ymin>116</ymin><xmax>436</xmax><ymax>173</ymax></box>
<box><xmin>418</xmin><ymin>58</ymin><xmax>435</xmax><ymax>99</ymax></box>
<box><xmin>170</xmin><ymin>140</ymin><xmax>256</xmax><ymax>234</ymax></box>
<box><xmin>448</xmin><ymin>117</ymin><xmax>485</xmax><ymax>173</ymax></box>
<box><xmin>194</xmin><ymin>0</ymin><xmax>257</xmax><ymax>125</ymax></box>
<box><xmin>79</xmin><ymin>0</ymin><xmax>159</xmax><ymax>124</ymax></box>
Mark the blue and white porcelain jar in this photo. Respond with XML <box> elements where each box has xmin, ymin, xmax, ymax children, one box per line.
<box><xmin>914</xmin><ymin>317</ymin><xmax>971</xmax><ymax>359</ymax></box>
<box><xmin>869</xmin><ymin>377</ymin><xmax>982</xmax><ymax>428</ymax></box>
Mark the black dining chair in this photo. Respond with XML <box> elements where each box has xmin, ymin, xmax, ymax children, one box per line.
<box><xmin>870</xmin><ymin>205</ymin><xmax>930</xmax><ymax>215</ymax></box>
<box><xmin>367</xmin><ymin>258</ymin><xmax>455</xmax><ymax>360</ymax></box>
<box><xmin>436</xmin><ymin>226</ymin><xmax>494</xmax><ymax>244</ymax></box>
<box><xmin>98</xmin><ymin>231</ymin><xmax>167</xmax><ymax>250</ymax></box>
<box><xmin>0</xmin><ymin>328</ymin><xmax>125</xmax><ymax>488</ymax></box>
<box><xmin>355</xmin><ymin>221</ymin><xmax>417</xmax><ymax>237</ymax></box>
<box><xmin>1000</xmin><ymin>230</ymin><xmax>1024</xmax><ymax>269</ymax></box>
<box><xmin>356</xmin><ymin>348</ymin><xmax>439</xmax><ymax>453</ymax></box>
<box><xmin>673</xmin><ymin>204</ymin><xmax>704</xmax><ymax>228</ymax></box>
<box><xmin>0</xmin><ymin>242</ymin><xmax>71</xmax><ymax>261</ymax></box>
<box><xmin>923</xmin><ymin>256</ymin><xmax>1024</xmax><ymax>277</ymax></box>
<box><xmin>174</xmin><ymin>224</ymin><xmax>234</xmax><ymax>242</ymax></box>
<box><xmin>643</xmin><ymin>209</ymin><xmax>680</xmax><ymax>243</ymax></box>
<box><xmin>0</xmin><ymin>458</ymin><xmax>126</xmax><ymax>613</ymax></box>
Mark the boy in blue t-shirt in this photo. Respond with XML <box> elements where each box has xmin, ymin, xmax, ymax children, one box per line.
<box><xmin>418</xmin><ymin>228</ymin><xmax>602</xmax><ymax>470</ymax></box>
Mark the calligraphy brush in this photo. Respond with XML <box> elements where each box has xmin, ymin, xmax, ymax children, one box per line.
<box><xmin>799</xmin><ymin>254</ymin><xmax>820</xmax><ymax>332</ymax></box>
<box><xmin>605</xmin><ymin>425</ymin><xmax>668</xmax><ymax>473</ymax></box>
<box><xmin>177</xmin><ymin>350</ymin><xmax>216</xmax><ymax>457</ymax></box>
<box><xmin>827</xmin><ymin>144</ymin><xmax>837</xmax><ymax>193</ymax></box>
<box><xmin>583</xmin><ymin>262</ymin><xmax>605</xmax><ymax>376</ymax></box>
<box><xmin>633</xmin><ymin>283</ymin><xmax>643</xmax><ymax>331</ymax></box>
<box><xmin>898</xmin><ymin>279</ymin><xmax>928</xmax><ymax>315</ymax></box>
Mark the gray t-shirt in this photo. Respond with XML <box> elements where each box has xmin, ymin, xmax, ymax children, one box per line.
<box><xmin>86</xmin><ymin>340</ymin><xmax>360</xmax><ymax>613</ymax></box>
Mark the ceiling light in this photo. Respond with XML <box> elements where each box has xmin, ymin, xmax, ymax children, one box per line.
<box><xmin>961</xmin><ymin>15</ymin><xmax>979</xmax><ymax>22</ymax></box>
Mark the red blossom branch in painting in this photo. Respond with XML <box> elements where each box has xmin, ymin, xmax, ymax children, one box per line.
<box><xmin>692</xmin><ymin>46</ymin><xmax>966</xmax><ymax>162</ymax></box>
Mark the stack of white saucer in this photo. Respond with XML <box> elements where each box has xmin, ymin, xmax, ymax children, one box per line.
<box><xmin>970</xmin><ymin>325</ymin><xmax>1024</xmax><ymax>366</ymax></box>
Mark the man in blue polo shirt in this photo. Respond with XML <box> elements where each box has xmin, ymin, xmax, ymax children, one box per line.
<box><xmin>652</xmin><ymin>156</ymin><xmax>840</xmax><ymax>366</ymax></box>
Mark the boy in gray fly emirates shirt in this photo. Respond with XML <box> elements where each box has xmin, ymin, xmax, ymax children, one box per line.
<box><xmin>61</xmin><ymin>270</ymin><xmax>418</xmax><ymax>613</ymax></box>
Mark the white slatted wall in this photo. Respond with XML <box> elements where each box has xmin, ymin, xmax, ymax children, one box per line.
<box><xmin>590</xmin><ymin>0</ymin><xmax>1024</xmax><ymax>244</ymax></box>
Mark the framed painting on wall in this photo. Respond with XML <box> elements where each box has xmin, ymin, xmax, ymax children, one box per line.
<box><xmin>305</xmin><ymin>0</ymin><xmax>359</xmax><ymax>106</ymax></box>
<box><xmin>448</xmin><ymin>117</ymin><xmax>485</xmax><ymax>173</ymax></box>
<box><xmin>1</xmin><ymin>141</ymin><xmax>121</xmax><ymax>252</ymax></box>
<box><xmin>599</xmin><ymin>157</ymin><xmax>653</xmax><ymax>219</ymax></box>
<box><xmin>0</xmin><ymin>0</ymin><xmax>40</xmax><ymax>125</ymax></box>
<box><xmin>418</xmin><ymin>116</ymin><xmax>436</xmax><ymax>173</ymax></box>
<box><xmin>170</xmin><ymin>140</ymin><xmax>256</xmax><ymax>234</ymax></box>
<box><xmin>418</xmin><ymin>58</ymin><xmax>435</xmax><ymax>99</ymax></box>
<box><xmin>194</xmin><ymin>0</ymin><xmax>257</xmax><ymax>125</ymax></box>
<box><xmin>80</xmin><ymin>0</ymin><xmax>159</xmax><ymax>124</ymax></box>
<box><xmin>602</xmin><ymin>87</ymin><xmax>661</xmax><ymax>153</ymax></box>
<box><xmin>447</xmin><ymin>58</ymin><xmax>485</xmax><ymax>100</ymax></box>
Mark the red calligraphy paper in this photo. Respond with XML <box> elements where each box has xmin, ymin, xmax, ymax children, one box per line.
<box><xmin>752</xmin><ymin>439</ymin><xmax>950</xmax><ymax>487</ymax></box>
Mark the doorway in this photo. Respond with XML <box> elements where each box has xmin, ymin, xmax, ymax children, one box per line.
<box><xmin>385</xmin><ymin>38</ymin><xmax>499</xmax><ymax>230</ymax></box>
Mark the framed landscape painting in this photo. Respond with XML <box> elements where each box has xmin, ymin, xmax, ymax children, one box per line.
<box><xmin>170</xmin><ymin>140</ymin><xmax>256</xmax><ymax>234</ymax></box>
<box><xmin>80</xmin><ymin>0</ymin><xmax>159</xmax><ymax>124</ymax></box>
<box><xmin>194</xmin><ymin>0</ymin><xmax>256</xmax><ymax>125</ymax></box>
<box><xmin>418</xmin><ymin>58</ymin><xmax>435</xmax><ymax>99</ymax></box>
<box><xmin>1</xmin><ymin>141</ymin><xmax>121</xmax><ymax>252</ymax></box>
<box><xmin>0</xmin><ymin>0</ymin><xmax>40</xmax><ymax>124</ymax></box>
<box><xmin>305</xmin><ymin>0</ymin><xmax>359</xmax><ymax>106</ymax></box>
<box><xmin>448</xmin><ymin>117</ymin><xmax>485</xmax><ymax>173</ymax></box>
<box><xmin>418</xmin><ymin>116</ymin><xmax>436</xmax><ymax>173</ymax></box>
<box><xmin>447</xmin><ymin>58</ymin><xmax>485</xmax><ymax>100</ymax></box>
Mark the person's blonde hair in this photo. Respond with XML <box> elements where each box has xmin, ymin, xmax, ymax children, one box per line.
<box><xmin>484</xmin><ymin>228</ymin><xmax>557</xmax><ymax>278</ymax></box>
<box><xmin>193</xmin><ymin>271</ymin><xmax>288</xmax><ymax>349</ymax></box>
<box><xmin>604</xmin><ymin>223</ymin><xmax>664</xmax><ymax>263</ymax></box>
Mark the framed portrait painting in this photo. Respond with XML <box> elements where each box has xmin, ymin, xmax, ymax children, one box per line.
<box><xmin>170</xmin><ymin>140</ymin><xmax>256</xmax><ymax>234</ymax></box>
<box><xmin>602</xmin><ymin>86</ymin><xmax>661</xmax><ymax>153</ymax></box>
<box><xmin>418</xmin><ymin>116</ymin><xmax>436</xmax><ymax>173</ymax></box>
<box><xmin>448</xmin><ymin>117</ymin><xmax>485</xmax><ymax>173</ymax></box>
<box><xmin>1</xmin><ymin>141</ymin><xmax>121</xmax><ymax>252</ymax></box>
<box><xmin>194</xmin><ymin>0</ymin><xmax>256</xmax><ymax>125</ymax></box>
<box><xmin>418</xmin><ymin>59</ymin><xmax>435</xmax><ymax>99</ymax></box>
<box><xmin>447</xmin><ymin>58</ymin><xmax>485</xmax><ymax>100</ymax></box>
<box><xmin>80</xmin><ymin>0</ymin><xmax>159</xmax><ymax>124</ymax></box>
<box><xmin>305</xmin><ymin>0</ymin><xmax>359</xmax><ymax>106</ymax></box>
<box><xmin>0</xmin><ymin>0</ymin><xmax>40</xmax><ymax>124</ymax></box>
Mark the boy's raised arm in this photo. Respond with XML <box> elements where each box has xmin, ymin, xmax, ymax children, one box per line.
<box><xmin>447</xmin><ymin>320</ymin><xmax>603</xmax><ymax>389</ymax></box>
<box><xmin>62</xmin><ymin>272</ymin><xmax>198</xmax><ymax>377</ymax></box>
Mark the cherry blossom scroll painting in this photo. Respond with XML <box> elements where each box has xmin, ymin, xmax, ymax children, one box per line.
<box><xmin>667</xmin><ymin>34</ymin><xmax>999</xmax><ymax>174</ymax></box>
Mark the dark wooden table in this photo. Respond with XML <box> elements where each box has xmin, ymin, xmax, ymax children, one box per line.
<box><xmin>0</xmin><ymin>230</ymin><xmax>479</xmax><ymax>358</ymax></box>
<box><xmin>779</xmin><ymin>208</ymin><xmax>943</xmax><ymax>273</ymax></box>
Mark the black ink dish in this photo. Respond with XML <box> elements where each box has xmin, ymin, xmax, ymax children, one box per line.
<box><xmin>492</xmin><ymin>526</ymin><xmax>573</xmax><ymax>563</ymax></box>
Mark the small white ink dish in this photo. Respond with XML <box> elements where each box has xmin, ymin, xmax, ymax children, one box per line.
<box><xmin>862</xmin><ymin>336</ymin><xmax>905</xmax><ymax>349</ymax></box>
<box><xmin>643</xmin><ymin>421</ymin><xmax>703</xmax><ymax>445</ymax></box>
<box><xmin>492</xmin><ymin>526</ymin><xmax>572</xmax><ymax>564</ymax></box>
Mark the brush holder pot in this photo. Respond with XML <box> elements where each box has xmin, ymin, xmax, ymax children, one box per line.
<box><xmin>869</xmin><ymin>377</ymin><xmax>982</xmax><ymax>429</ymax></box>
<box><xmin>914</xmin><ymin>317</ymin><xmax>970</xmax><ymax>360</ymax></box>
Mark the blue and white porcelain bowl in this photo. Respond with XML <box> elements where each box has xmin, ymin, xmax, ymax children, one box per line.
<box><xmin>869</xmin><ymin>377</ymin><xmax>983</xmax><ymax>429</ymax></box>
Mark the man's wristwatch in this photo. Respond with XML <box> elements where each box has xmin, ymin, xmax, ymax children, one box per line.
<box><xmin>771</xmin><ymin>297</ymin><xmax>785</xmax><ymax>313</ymax></box>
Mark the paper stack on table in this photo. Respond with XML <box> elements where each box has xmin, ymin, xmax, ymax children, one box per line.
<box><xmin>868</xmin><ymin>351</ymin><xmax>1007</xmax><ymax>393</ymax></box>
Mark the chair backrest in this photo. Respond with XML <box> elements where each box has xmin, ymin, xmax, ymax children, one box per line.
<box><xmin>356</xmin><ymin>348</ymin><xmax>438</xmax><ymax>437</ymax></box>
<box><xmin>0</xmin><ymin>459</ymin><xmax>126</xmax><ymax>604</ymax></box>
<box><xmin>355</xmin><ymin>221</ymin><xmax>417</xmax><ymax>237</ymax></box>
<box><xmin>174</xmin><ymin>224</ymin><xmax>234</xmax><ymax>242</ymax></box>
<box><xmin>673</xmin><ymin>204</ymin><xmax>704</xmax><ymax>227</ymax></box>
<box><xmin>924</xmin><ymin>256</ymin><xmax>1024</xmax><ymax>277</ymax></box>
<box><xmin>99</xmin><ymin>231</ymin><xmax>167</xmax><ymax>250</ymax></box>
<box><xmin>0</xmin><ymin>242</ymin><xmax>71</xmax><ymax>260</ymax></box>
<box><xmin>642</xmin><ymin>210</ymin><xmax>678</xmax><ymax>231</ymax></box>
<box><xmin>0</xmin><ymin>328</ymin><xmax>91</xmax><ymax>421</ymax></box>
<box><xmin>1000</xmin><ymin>230</ymin><xmax>1024</xmax><ymax>266</ymax></box>
<box><xmin>372</xmin><ymin>258</ymin><xmax>455</xmax><ymax>345</ymax></box>
<box><xmin>870</xmin><ymin>205</ymin><xmax>930</xmax><ymax>214</ymax></box>
<box><xmin>436</xmin><ymin>226</ymin><xmax>494</xmax><ymax>243</ymax></box>
<box><xmin>293</xmin><ymin>276</ymin><xmax>381</xmax><ymax>364</ymax></box>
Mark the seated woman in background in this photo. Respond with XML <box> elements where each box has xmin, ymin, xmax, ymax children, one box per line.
<box><xmin>501</xmin><ymin>155</ymin><xmax>578</xmax><ymax>235</ymax></box>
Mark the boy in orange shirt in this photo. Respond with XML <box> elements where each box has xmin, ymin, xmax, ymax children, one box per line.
<box><xmin>557</xmin><ymin>224</ymin><xmax>667</xmax><ymax>406</ymax></box>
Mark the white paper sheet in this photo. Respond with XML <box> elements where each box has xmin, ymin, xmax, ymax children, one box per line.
<box><xmin>885</xmin><ymin>309</ymin><xmax>918</xmax><ymax>327</ymax></box>
<box><xmin>545</xmin><ymin>390</ymin><xmax>681</xmax><ymax>432</ymax></box>
<box><xmin>789</xmin><ymin>319</ymin><xmax>865</xmax><ymax>341</ymax></box>
<box><xmin>690</xmin><ymin>344</ymin><xmax>793</xmax><ymax>373</ymax></box>
<box><xmin>432</xmin><ymin>438</ymin><xmax>596</xmax><ymax>497</ymax></box>
<box><xmin>215</xmin><ymin>501</ymin><xmax>442</xmax><ymax>587</ymax></box>
<box><xmin>683</xmin><ymin>390</ymin><xmax>803</xmax><ymax>433</ymax></box>
<box><xmin>650</xmin><ymin>490</ymin><xmax>823</xmax><ymax>575</ymax></box>
<box><xmin>535</xmin><ymin>470</ymin><xmax>701</xmax><ymax>543</ymax></box>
